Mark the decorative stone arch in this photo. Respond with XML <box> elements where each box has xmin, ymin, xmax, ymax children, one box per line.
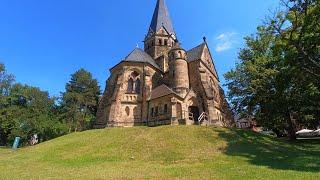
<box><xmin>126</xmin><ymin>69</ymin><xmax>142</xmax><ymax>94</ymax></box>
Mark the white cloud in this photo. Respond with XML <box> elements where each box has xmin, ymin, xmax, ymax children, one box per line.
<box><xmin>215</xmin><ymin>32</ymin><xmax>238</xmax><ymax>53</ymax></box>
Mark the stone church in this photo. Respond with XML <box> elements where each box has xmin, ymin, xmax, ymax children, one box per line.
<box><xmin>95</xmin><ymin>0</ymin><xmax>234</xmax><ymax>128</ymax></box>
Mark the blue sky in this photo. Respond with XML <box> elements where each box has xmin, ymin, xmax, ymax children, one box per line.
<box><xmin>0</xmin><ymin>0</ymin><xmax>279</xmax><ymax>96</ymax></box>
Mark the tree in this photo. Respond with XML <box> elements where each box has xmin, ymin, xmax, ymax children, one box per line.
<box><xmin>0</xmin><ymin>83</ymin><xmax>68</xmax><ymax>146</ymax></box>
<box><xmin>0</xmin><ymin>63</ymin><xmax>67</xmax><ymax>146</ymax></box>
<box><xmin>0</xmin><ymin>63</ymin><xmax>15</xmax><ymax>145</ymax></box>
<box><xmin>61</xmin><ymin>69</ymin><xmax>100</xmax><ymax>132</ymax></box>
<box><xmin>225</xmin><ymin>0</ymin><xmax>320</xmax><ymax>140</ymax></box>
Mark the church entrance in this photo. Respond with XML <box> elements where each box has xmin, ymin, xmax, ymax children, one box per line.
<box><xmin>188</xmin><ymin>106</ymin><xmax>200</xmax><ymax>125</ymax></box>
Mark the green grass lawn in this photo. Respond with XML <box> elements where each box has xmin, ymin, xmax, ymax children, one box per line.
<box><xmin>0</xmin><ymin>126</ymin><xmax>319</xmax><ymax>179</ymax></box>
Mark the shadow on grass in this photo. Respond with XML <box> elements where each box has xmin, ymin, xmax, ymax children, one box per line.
<box><xmin>217</xmin><ymin>128</ymin><xmax>320</xmax><ymax>172</ymax></box>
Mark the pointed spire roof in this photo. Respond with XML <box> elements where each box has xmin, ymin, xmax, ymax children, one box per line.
<box><xmin>148</xmin><ymin>0</ymin><xmax>175</xmax><ymax>36</ymax></box>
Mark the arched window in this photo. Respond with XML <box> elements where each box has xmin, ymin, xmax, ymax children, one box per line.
<box><xmin>155</xmin><ymin>106</ymin><xmax>159</xmax><ymax>116</ymax></box>
<box><xmin>127</xmin><ymin>71</ymin><xmax>140</xmax><ymax>94</ymax></box>
<box><xmin>127</xmin><ymin>78</ymin><xmax>134</xmax><ymax>93</ymax></box>
<box><xmin>133</xmin><ymin>107</ymin><xmax>138</xmax><ymax>118</ymax></box>
<box><xmin>125</xmin><ymin>106</ymin><xmax>130</xmax><ymax>116</ymax></box>
<box><xmin>135</xmin><ymin>78</ymin><xmax>141</xmax><ymax>93</ymax></box>
<box><xmin>164</xmin><ymin>104</ymin><xmax>168</xmax><ymax>114</ymax></box>
<box><xmin>151</xmin><ymin>108</ymin><xmax>154</xmax><ymax>117</ymax></box>
<box><xmin>178</xmin><ymin>51</ymin><xmax>182</xmax><ymax>58</ymax></box>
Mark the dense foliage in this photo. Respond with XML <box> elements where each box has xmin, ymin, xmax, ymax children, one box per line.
<box><xmin>61</xmin><ymin>69</ymin><xmax>100</xmax><ymax>132</ymax></box>
<box><xmin>0</xmin><ymin>64</ymin><xmax>100</xmax><ymax>146</ymax></box>
<box><xmin>0</xmin><ymin>64</ymin><xmax>67</xmax><ymax>146</ymax></box>
<box><xmin>225</xmin><ymin>0</ymin><xmax>320</xmax><ymax>139</ymax></box>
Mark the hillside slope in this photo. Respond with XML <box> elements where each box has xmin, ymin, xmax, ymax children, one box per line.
<box><xmin>0</xmin><ymin>126</ymin><xmax>319</xmax><ymax>179</ymax></box>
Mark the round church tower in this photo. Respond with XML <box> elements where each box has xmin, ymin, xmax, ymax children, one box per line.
<box><xmin>169</xmin><ymin>41</ymin><xmax>190</xmax><ymax>97</ymax></box>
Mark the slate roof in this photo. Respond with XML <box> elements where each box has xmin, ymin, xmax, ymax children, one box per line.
<box><xmin>149</xmin><ymin>84</ymin><xmax>178</xmax><ymax>100</ymax></box>
<box><xmin>187</xmin><ymin>43</ymin><xmax>206</xmax><ymax>62</ymax></box>
<box><xmin>124</xmin><ymin>48</ymin><xmax>160</xmax><ymax>70</ymax></box>
<box><xmin>149</xmin><ymin>0</ymin><xmax>175</xmax><ymax>35</ymax></box>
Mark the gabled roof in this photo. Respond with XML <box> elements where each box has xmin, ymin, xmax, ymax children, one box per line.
<box><xmin>148</xmin><ymin>0</ymin><xmax>175</xmax><ymax>36</ymax></box>
<box><xmin>187</xmin><ymin>43</ymin><xmax>206</xmax><ymax>62</ymax></box>
<box><xmin>187</xmin><ymin>42</ymin><xmax>220</xmax><ymax>80</ymax></box>
<box><xmin>149</xmin><ymin>84</ymin><xmax>178</xmax><ymax>100</ymax></box>
<box><xmin>123</xmin><ymin>48</ymin><xmax>160</xmax><ymax>70</ymax></box>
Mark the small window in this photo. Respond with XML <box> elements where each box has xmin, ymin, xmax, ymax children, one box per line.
<box><xmin>158</xmin><ymin>39</ymin><xmax>162</xmax><ymax>45</ymax></box>
<box><xmin>164</xmin><ymin>104</ymin><xmax>168</xmax><ymax>114</ymax></box>
<box><xmin>151</xmin><ymin>108</ymin><xmax>154</xmax><ymax>117</ymax></box>
<box><xmin>155</xmin><ymin>106</ymin><xmax>159</xmax><ymax>116</ymax></box>
<box><xmin>127</xmin><ymin>78</ymin><xmax>134</xmax><ymax>93</ymax></box>
<box><xmin>135</xmin><ymin>78</ymin><xmax>141</xmax><ymax>94</ymax></box>
<box><xmin>125</xmin><ymin>106</ymin><xmax>130</xmax><ymax>116</ymax></box>
<box><xmin>164</xmin><ymin>39</ymin><xmax>168</xmax><ymax>46</ymax></box>
<box><xmin>133</xmin><ymin>107</ymin><xmax>138</xmax><ymax>117</ymax></box>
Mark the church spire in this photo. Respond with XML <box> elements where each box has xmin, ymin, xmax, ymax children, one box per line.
<box><xmin>148</xmin><ymin>0</ymin><xmax>175</xmax><ymax>36</ymax></box>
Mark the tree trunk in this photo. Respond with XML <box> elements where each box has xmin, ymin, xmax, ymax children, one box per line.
<box><xmin>287</xmin><ymin>111</ymin><xmax>297</xmax><ymax>140</ymax></box>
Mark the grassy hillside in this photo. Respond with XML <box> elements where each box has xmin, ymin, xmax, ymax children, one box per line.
<box><xmin>0</xmin><ymin>126</ymin><xmax>319</xmax><ymax>179</ymax></box>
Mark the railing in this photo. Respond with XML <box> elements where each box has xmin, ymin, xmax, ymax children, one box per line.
<box><xmin>189</xmin><ymin>112</ymin><xmax>194</xmax><ymax>121</ymax></box>
<box><xmin>122</xmin><ymin>94</ymin><xmax>140</xmax><ymax>103</ymax></box>
<box><xmin>198</xmin><ymin>112</ymin><xmax>209</xmax><ymax>125</ymax></box>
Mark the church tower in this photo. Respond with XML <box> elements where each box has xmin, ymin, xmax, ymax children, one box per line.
<box><xmin>144</xmin><ymin>0</ymin><xmax>176</xmax><ymax>72</ymax></box>
<box><xmin>169</xmin><ymin>41</ymin><xmax>190</xmax><ymax>97</ymax></box>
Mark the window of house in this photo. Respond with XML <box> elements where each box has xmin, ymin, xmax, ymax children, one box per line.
<box><xmin>155</xmin><ymin>106</ymin><xmax>159</xmax><ymax>116</ymax></box>
<box><xmin>133</xmin><ymin>107</ymin><xmax>138</xmax><ymax>118</ymax></box>
<box><xmin>127</xmin><ymin>71</ymin><xmax>141</xmax><ymax>94</ymax></box>
<box><xmin>135</xmin><ymin>78</ymin><xmax>141</xmax><ymax>94</ymax></box>
<box><xmin>125</xmin><ymin>106</ymin><xmax>130</xmax><ymax>116</ymax></box>
<box><xmin>164</xmin><ymin>104</ymin><xmax>168</xmax><ymax>114</ymax></box>
<box><xmin>127</xmin><ymin>78</ymin><xmax>134</xmax><ymax>93</ymax></box>
<box><xmin>164</xmin><ymin>39</ymin><xmax>168</xmax><ymax>46</ymax></box>
<box><xmin>151</xmin><ymin>108</ymin><xmax>154</xmax><ymax>117</ymax></box>
<box><xmin>158</xmin><ymin>39</ymin><xmax>162</xmax><ymax>45</ymax></box>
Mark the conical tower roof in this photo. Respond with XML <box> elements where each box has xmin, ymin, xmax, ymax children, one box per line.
<box><xmin>148</xmin><ymin>0</ymin><xmax>175</xmax><ymax>36</ymax></box>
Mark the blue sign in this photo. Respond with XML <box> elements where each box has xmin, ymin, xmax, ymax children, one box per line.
<box><xmin>12</xmin><ymin>137</ymin><xmax>21</xmax><ymax>150</ymax></box>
